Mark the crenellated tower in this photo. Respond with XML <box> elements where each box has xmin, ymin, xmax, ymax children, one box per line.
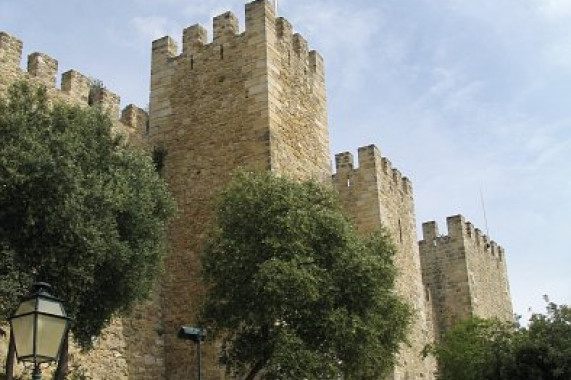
<box><xmin>332</xmin><ymin>145</ymin><xmax>436</xmax><ymax>380</ymax></box>
<box><xmin>146</xmin><ymin>0</ymin><xmax>330</xmax><ymax>378</ymax></box>
<box><xmin>419</xmin><ymin>215</ymin><xmax>513</xmax><ymax>341</ymax></box>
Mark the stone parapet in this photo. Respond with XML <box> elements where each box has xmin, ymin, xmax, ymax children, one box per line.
<box><xmin>0</xmin><ymin>30</ymin><xmax>148</xmax><ymax>143</ymax></box>
<box><xmin>419</xmin><ymin>215</ymin><xmax>513</xmax><ymax>341</ymax></box>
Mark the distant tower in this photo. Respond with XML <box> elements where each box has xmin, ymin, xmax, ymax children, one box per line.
<box><xmin>147</xmin><ymin>0</ymin><xmax>330</xmax><ymax>377</ymax></box>
<box><xmin>419</xmin><ymin>215</ymin><xmax>513</xmax><ymax>340</ymax></box>
<box><xmin>332</xmin><ymin>145</ymin><xmax>436</xmax><ymax>380</ymax></box>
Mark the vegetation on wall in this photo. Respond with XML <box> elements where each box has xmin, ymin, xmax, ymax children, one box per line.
<box><xmin>200</xmin><ymin>171</ymin><xmax>411</xmax><ymax>380</ymax></box>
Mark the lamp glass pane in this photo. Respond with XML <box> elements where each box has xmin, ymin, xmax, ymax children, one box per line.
<box><xmin>36</xmin><ymin>314</ymin><xmax>67</xmax><ymax>361</ymax></box>
<box><xmin>11</xmin><ymin>314</ymin><xmax>34</xmax><ymax>359</ymax></box>
<box><xmin>15</xmin><ymin>299</ymin><xmax>36</xmax><ymax>316</ymax></box>
<box><xmin>37</xmin><ymin>298</ymin><xmax>65</xmax><ymax>316</ymax></box>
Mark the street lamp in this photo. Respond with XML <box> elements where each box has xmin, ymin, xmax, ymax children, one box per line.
<box><xmin>178</xmin><ymin>325</ymin><xmax>206</xmax><ymax>380</ymax></box>
<box><xmin>8</xmin><ymin>282</ymin><xmax>70</xmax><ymax>380</ymax></box>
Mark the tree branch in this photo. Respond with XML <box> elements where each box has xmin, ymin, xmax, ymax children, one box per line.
<box><xmin>244</xmin><ymin>359</ymin><xmax>267</xmax><ymax>380</ymax></box>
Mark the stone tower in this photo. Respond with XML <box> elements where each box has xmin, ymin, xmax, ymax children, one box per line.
<box><xmin>332</xmin><ymin>145</ymin><xmax>436</xmax><ymax>380</ymax></box>
<box><xmin>419</xmin><ymin>215</ymin><xmax>513</xmax><ymax>341</ymax></box>
<box><xmin>146</xmin><ymin>0</ymin><xmax>330</xmax><ymax>377</ymax></box>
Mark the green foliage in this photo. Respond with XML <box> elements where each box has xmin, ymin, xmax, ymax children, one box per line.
<box><xmin>200</xmin><ymin>171</ymin><xmax>411</xmax><ymax>380</ymax></box>
<box><xmin>151</xmin><ymin>146</ymin><xmax>167</xmax><ymax>173</ymax></box>
<box><xmin>510</xmin><ymin>303</ymin><xmax>571</xmax><ymax>380</ymax></box>
<box><xmin>424</xmin><ymin>317</ymin><xmax>517</xmax><ymax>380</ymax></box>
<box><xmin>87</xmin><ymin>78</ymin><xmax>104</xmax><ymax>106</ymax></box>
<box><xmin>425</xmin><ymin>302</ymin><xmax>571</xmax><ymax>380</ymax></box>
<box><xmin>0</xmin><ymin>81</ymin><xmax>174</xmax><ymax>349</ymax></box>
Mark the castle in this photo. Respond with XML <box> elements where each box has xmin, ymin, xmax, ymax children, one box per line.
<box><xmin>0</xmin><ymin>1</ymin><xmax>513</xmax><ymax>379</ymax></box>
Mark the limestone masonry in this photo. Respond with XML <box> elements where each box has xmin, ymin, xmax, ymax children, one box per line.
<box><xmin>0</xmin><ymin>1</ymin><xmax>513</xmax><ymax>379</ymax></box>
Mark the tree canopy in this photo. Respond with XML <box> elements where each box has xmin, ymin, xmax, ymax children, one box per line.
<box><xmin>0</xmin><ymin>82</ymin><xmax>174</xmax><ymax>348</ymax></box>
<box><xmin>425</xmin><ymin>302</ymin><xmax>571</xmax><ymax>380</ymax></box>
<box><xmin>200</xmin><ymin>171</ymin><xmax>411</xmax><ymax>380</ymax></box>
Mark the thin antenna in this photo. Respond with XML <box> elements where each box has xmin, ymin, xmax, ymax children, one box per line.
<box><xmin>479</xmin><ymin>188</ymin><xmax>490</xmax><ymax>236</ymax></box>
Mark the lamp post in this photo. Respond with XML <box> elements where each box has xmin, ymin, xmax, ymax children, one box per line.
<box><xmin>8</xmin><ymin>282</ymin><xmax>70</xmax><ymax>380</ymax></box>
<box><xmin>178</xmin><ymin>326</ymin><xmax>206</xmax><ymax>380</ymax></box>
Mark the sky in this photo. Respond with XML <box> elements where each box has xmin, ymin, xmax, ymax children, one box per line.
<box><xmin>1</xmin><ymin>0</ymin><xmax>569</xmax><ymax>321</ymax></box>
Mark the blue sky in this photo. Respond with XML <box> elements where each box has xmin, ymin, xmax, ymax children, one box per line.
<box><xmin>1</xmin><ymin>0</ymin><xmax>569</xmax><ymax>320</ymax></box>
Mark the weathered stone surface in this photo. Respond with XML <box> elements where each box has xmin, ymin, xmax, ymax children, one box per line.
<box><xmin>333</xmin><ymin>146</ymin><xmax>437</xmax><ymax>380</ymax></box>
<box><xmin>147</xmin><ymin>1</ymin><xmax>330</xmax><ymax>377</ymax></box>
<box><xmin>419</xmin><ymin>215</ymin><xmax>513</xmax><ymax>341</ymax></box>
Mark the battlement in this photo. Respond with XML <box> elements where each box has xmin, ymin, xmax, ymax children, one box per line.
<box><xmin>151</xmin><ymin>0</ymin><xmax>322</xmax><ymax>77</ymax></box>
<box><xmin>60</xmin><ymin>69</ymin><xmax>90</xmax><ymax>103</ymax></box>
<box><xmin>213</xmin><ymin>12</ymin><xmax>239</xmax><ymax>42</ymax></box>
<box><xmin>0</xmin><ymin>31</ymin><xmax>23</xmax><ymax>70</ymax></box>
<box><xmin>27</xmin><ymin>52</ymin><xmax>58</xmax><ymax>87</ymax></box>
<box><xmin>120</xmin><ymin>104</ymin><xmax>149</xmax><ymax>132</ymax></box>
<box><xmin>333</xmin><ymin>144</ymin><xmax>413</xmax><ymax>195</ymax></box>
<box><xmin>420</xmin><ymin>215</ymin><xmax>505</xmax><ymax>260</ymax></box>
<box><xmin>0</xmin><ymin>30</ymin><xmax>148</xmax><ymax>125</ymax></box>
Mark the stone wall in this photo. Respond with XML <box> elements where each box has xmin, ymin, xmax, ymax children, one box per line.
<box><xmin>419</xmin><ymin>215</ymin><xmax>513</xmax><ymax>341</ymax></box>
<box><xmin>332</xmin><ymin>145</ymin><xmax>437</xmax><ymax>380</ymax></box>
<box><xmin>0</xmin><ymin>30</ymin><xmax>162</xmax><ymax>380</ymax></box>
<box><xmin>146</xmin><ymin>0</ymin><xmax>330</xmax><ymax>378</ymax></box>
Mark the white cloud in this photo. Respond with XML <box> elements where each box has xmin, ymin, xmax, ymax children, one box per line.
<box><xmin>543</xmin><ymin>40</ymin><xmax>571</xmax><ymax>69</ymax></box>
<box><xmin>283</xmin><ymin>2</ymin><xmax>384</xmax><ymax>93</ymax></box>
<box><xmin>538</xmin><ymin>0</ymin><xmax>571</xmax><ymax>18</ymax></box>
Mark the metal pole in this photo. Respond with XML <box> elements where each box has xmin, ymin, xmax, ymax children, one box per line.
<box><xmin>32</xmin><ymin>363</ymin><xmax>42</xmax><ymax>380</ymax></box>
<box><xmin>6</xmin><ymin>332</ymin><xmax>15</xmax><ymax>380</ymax></box>
<box><xmin>197</xmin><ymin>339</ymin><xmax>202</xmax><ymax>380</ymax></box>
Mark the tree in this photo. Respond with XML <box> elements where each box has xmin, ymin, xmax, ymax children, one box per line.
<box><xmin>425</xmin><ymin>302</ymin><xmax>571</xmax><ymax>380</ymax></box>
<box><xmin>0</xmin><ymin>82</ymin><xmax>174</xmax><ymax>351</ymax></box>
<box><xmin>423</xmin><ymin>317</ymin><xmax>517</xmax><ymax>380</ymax></box>
<box><xmin>508</xmin><ymin>302</ymin><xmax>571</xmax><ymax>380</ymax></box>
<box><xmin>200</xmin><ymin>171</ymin><xmax>411</xmax><ymax>380</ymax></box>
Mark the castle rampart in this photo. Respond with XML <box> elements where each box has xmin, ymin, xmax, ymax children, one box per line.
<box><xmin>419</xmin><ymin>215</ymin><xmax>513</xmax><ymax>340</ymax></box>
<box><xmin>0</xmin><ymin>29</ymin><xmax>157</xmax><ymax>380</ymax></box>
<box><xmin>333</xmin><ymin>144</ymin><xmax>436</xmax><ymax>380</ymax></box>
<box><xmin>0</xmin><ymin>30</ymin><xmax>147</xmax><ymax>142</ymax></box>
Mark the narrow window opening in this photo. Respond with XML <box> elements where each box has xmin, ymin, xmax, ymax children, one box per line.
<box><xmin>190</xmin><ymin>55</ymin><xmax>194</xmax><ymax>70</ymax></box>
<box><xmin>220</xmin><ymin>45</ymin><xmax>224</xmax><ymax>60</ymax></box>
<box><xmin>145</xmin><ymin>119</ymin><xmax>150</xmax><ymax>134</ymax></box>
<box><xmin>398</xmin><ymin>219</ymin><xmax>403</xmax><ymax>244</ymax></box>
